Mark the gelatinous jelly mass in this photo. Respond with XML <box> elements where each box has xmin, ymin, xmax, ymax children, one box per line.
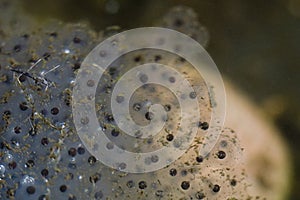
<box><xmin>0</xmin><ymin>3</ymin><xmax>275</xmax><ymax>200</ymax></box>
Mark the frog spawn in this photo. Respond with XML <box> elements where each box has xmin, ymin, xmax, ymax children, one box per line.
<box><xmin>160</xmin><ymin>6</ymin><xmax>210</xmax><ymax>48</ymax></box>
<box><xmin>94</xmin><ymin>47</ymin><xmax>251</xmax><ymax>199</ymax></box>
<box><xmin>0</xmin><ymin>6</ymin><xmax>257</xmax><ymax>200</ymax></box>
<box><xmin>0</xmin><ymin>22</ymin><xmax>102</xmax><ymax>199</ymax></box>
<box><xmin>94</xmin><ymin>48</ymin><xmax>213</xmax><ymax>156</ymax></box>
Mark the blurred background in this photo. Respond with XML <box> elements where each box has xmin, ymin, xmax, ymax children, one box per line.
<box><xmin>2</xmin><ymin>0</ymin><xmax>300</xmax><ymax>199</ymax></box>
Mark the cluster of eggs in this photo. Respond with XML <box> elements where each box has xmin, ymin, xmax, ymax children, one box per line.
<box><xmin>0</xmin><ymin>2</ymin><xmax>262</xmax><ymax>200</ymax></box>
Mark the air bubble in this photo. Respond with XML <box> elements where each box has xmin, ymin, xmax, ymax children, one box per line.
<box><xmin>21</xmin><ymin>175</ymin><xmax>35</xmax><ymax>185</ymax></box>
<box><xmin>64</xmin><ymin>49</ymin><xmax>71</xmax><ymax>54</ymax></box>
<box><xmin>4</xmin><ymin>153</ymin><xmax>13</xmax><ymax>163</ymax></box>
<box><xmin>0</xmin><ymin>165</ymin><xmax>5</xmax><ymax>177</ymax></box>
